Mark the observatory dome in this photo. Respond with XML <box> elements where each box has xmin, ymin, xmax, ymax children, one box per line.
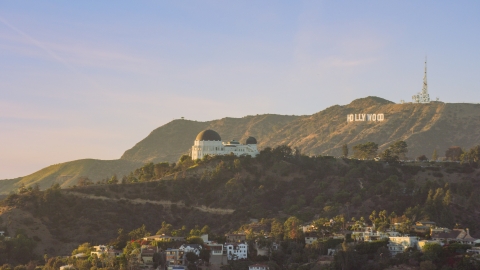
<box><xmin>195</xmin><ymin>129</ymin><xmax>221</xmax><ymax>141</ymax></box>
<box><xmin>246</xmin><ymin>136</ymin><xmax>257</xmax><ymax>144</ymax></box>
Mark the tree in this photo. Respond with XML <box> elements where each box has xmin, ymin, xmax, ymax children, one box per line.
<box><xmin>199</xmin><ymin>249</ymin><xmax>211</xmax><ymax>263</ymax></box>
<box><xmin>72</xmin><ymin>243</ymin><xmax>94</xmax><ymax>256</ymax></box>
<box><xmin>156</xmin><ymin>222</ymin><xmax>173</xmax><ymax>236</ymax></box>
<box><xmin>342</xmin><ymin>144</ymin><xmax>349</xmax><ymax>158</ymax></box>
<box><xmin>128</xmin><ymin>224</ymin><xmax>150</xmax><ymax>240</ymax></box>
<box><xmin>352</xmin><ymin>142</ymin><xmax>378</xmax><ymax>159</ymax></box>
<box><xmin>460</xmin><ymin>145</ymin><xmax>480</xmax><ymax>164</ymax></box>
<box><xmin>432</xmin><ymin>149</ymin><xmax>438</xmax><ymax>161</ymax></box>
<box><xmin>388</xmin><ymin>141</ymin><xmax>408</xmax><ymax>160</ymax></box>
<box><xmin>380</xmin><ymin>149</ymin><xmax>399</xmax><ymax>163</ymax></box>
<box><xmin>200</xmin><ymin>225</ymin><xmax>210</xmax><ymax>235</ymax></box>
<box><xmin>283</xmin><ymin>216</ymin><xmax>302</xmax><ymax>241</ymax></box>
<box><xmin>108</xmin><ymin>175</ymin><xmax>118</xmax><ymax>184</ymax></box>
<box><xmin>417</xmin><ymin>155</ymin><xmax>428</xmax><ymax>161</ymax></box>
<box><xmin>445</xmin><ymin>146</ymin><xmax>463</xmax><ymax>161</ymax></box>
<box><xmin>270</xmin><ymin>219</ymin><xmax>284</xmax><ymax>241</ymax></box>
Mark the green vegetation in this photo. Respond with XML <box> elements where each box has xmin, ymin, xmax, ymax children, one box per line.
<box><xmin>352</xmin><ymin>142</ymin><xmax>378</xmax><ymax>159</ymax></box>
<box><xmin>2</xmin><ymin>143</ymin><xmax>480</xmax><ymax>269</ymax></box>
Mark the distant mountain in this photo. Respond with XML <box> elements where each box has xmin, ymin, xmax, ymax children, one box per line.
<box><xmin>2</xmin><ymin>96</ymin><xmax>480</xmax><ymax>194</ymax></box>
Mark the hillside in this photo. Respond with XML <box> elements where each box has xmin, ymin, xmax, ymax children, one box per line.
<box><xmin>1</xmin><ymin>152</ymin><xmax>480</xmax><ymax>260</ymax></box>
<box><xmin>0</xmin><ymin>159</ymin><xmax>142</xmax><ymax>194</ymax></box>
<box><xmin>3</xmin><ymin>96</ymin><xmax>480</xmax><ymax>194</ymax></box>
<box><xmin>121</xmin><ymin>97</ymin><xmax>480</xmax><ymax>163</ymax></box>
<box><xmin>120</xmin><ymin>114</ymin><xmax>300</xmax><ymax>163</ymax></box>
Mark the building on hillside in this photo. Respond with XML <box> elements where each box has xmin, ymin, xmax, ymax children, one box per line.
<box><xmin>143</xmin><ymin>235</ymin><xmax>185</xmax><ymax>242</ymax></box>
<box><xmin>191</xmin><ymin>130</ymin><xmax>259</xmax><ymax>160</ymax></box>
<box><xmin>430</xmin><ymin>227</ymin><xmax>451</xmax><ymax>235</ymax></box>
<box><xmin>224</xmin><ymin>242</ymin><xmax>248</xmax><ymax>260</ymax></box>
<box><xmin>431</xmin><ymin>228</ymin><xmax>478</xmax><ymax>245</ymax></box>
<box><xmin>140</xmin><ymin>245</ymin><xmax>157</xmax><ymax>266</ymax></box>
<box><xmin>206</xmin><ymin>243</ymin><xmax>227</xmax><ymax>265</ymax></box>
<box><xmin>91</xmin><ymin>245</ymin><xmax>123</xmax><ymax>258</ymax></box>
<box><xmin>179</xmin><ymin>244</ymin><xmax>202</xmax><ymax>256</ymax></box>
<box><xmin>226</xmin><ymin>233</ymin><xmax>247</xmax><ymax>242</ymax></box>
<box><xmin>249</xmin><ymin>264</ymin><xmax>269</xmax><ymax>270</ymax></box>
<box><xmin>387</xmin><ymin>237</ymin><xmax>419</xmax><ymax>256</ymax></box>
<box><xmin>166</xmin><ymin>249</ymin><xmax>185</xmax><ymax>266</ymax></box>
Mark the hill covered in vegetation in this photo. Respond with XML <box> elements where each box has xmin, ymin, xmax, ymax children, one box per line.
<box><xmin>3</xmin><ymin>96</ymin><xmax>480</xmax><ymax>194</ymax></box>
<box><xmin>1</xmin><ymin>146</ymin><xmax>480</xmax><ymax>263</ymax></box>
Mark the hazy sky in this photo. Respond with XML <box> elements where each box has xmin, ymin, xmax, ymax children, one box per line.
<box><xmin>1</xmin><ymin>1</ymin><xmax>480</xmax><ymax>179</ymax></box>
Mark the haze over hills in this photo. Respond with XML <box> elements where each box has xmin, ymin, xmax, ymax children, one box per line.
<box><xmin>2</xmin><ymin>96</ymin><xmax>480</xmax><ymax>194</ymax></box>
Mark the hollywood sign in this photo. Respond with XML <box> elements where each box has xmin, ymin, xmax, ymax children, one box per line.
<box><xmin>347</xmin><ymin>113</ymin><xmax>385</xmax><ymax>122</ymax></box>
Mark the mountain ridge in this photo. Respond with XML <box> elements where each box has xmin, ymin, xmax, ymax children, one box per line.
<box><xmin>2</xmin><ymin>96</ymin><xmax>480</xmax><ymax>194</ymax></box>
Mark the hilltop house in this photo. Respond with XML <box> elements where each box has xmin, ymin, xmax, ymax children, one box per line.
<box><xmin>91</xmin><ymin>245</ymin><xmax>123</xmax><ymax>258</ymax></box>
<box><xmin>431</xmin><ymin>229</ymin><xmax>478</xmax><ymax>245</ymax></box>
<box><xmin>226</xmin><ymin>233</ymin><xmax>247</xmax><ymax>242</ymax></box>
<box><xmin>179</xmin><ymin>244</ymin><xmax>202</xmax><ymax>256</ymax></box>
<box><xmin>165</xmin><ymin>249</ymin><xmax>185</xmax><ymax>266</ymax></box>
<box><xmin>387</xmin><ymin>237</ymin><xmax>420</xmax><ymax>256</ymax></box>
<box><xmin>225</xmin><ymin>242</ymin><xmax>248</xmax><ymax>260</ymax></box>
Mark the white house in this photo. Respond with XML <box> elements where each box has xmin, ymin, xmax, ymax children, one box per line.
<box><xmin>249</xmin><ymin>264</ymin><xmax>269</xmax><ymax>270</ymax></box>
<box><xmin>305</xmin><ymin>236</ymin><xmax>318</xmax><ymax>245</ymax></box>
<box><xmin>225</xmin><ymin>243</ymin><xmax>248</xmax><ymax>260</ymax></box>
<box><xmin>191</xmin><ymin>130</ymin><xmax>259</xmax><ymax>160</ymax></box>
<box><xmin>179</xmin><ymin>244</ymin><xmax>202</xmax><ymax>256</ymax></box>
<box><xmin>387</xmin><ymin>237</ymin><xmax>419</xmax><ymax>256</ymax></box>
<box><xmin>91</xmin><ymin>245</ymin><xmax>123</xmax><ymax>258</ymax></box>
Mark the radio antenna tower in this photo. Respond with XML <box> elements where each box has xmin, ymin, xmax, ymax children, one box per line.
<box><xmin>412</xmin><ymin>57</ymin><xmax>431</xmax><ymax>103</ymax></box>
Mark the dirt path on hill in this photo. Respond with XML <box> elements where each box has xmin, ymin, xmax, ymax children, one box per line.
<box><xmin>63</xmin><ymin>191</ymin><xmax>235</xmax><ymax>215</ymax></box>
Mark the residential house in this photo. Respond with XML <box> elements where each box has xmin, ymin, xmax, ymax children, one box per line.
<box><xmin>387</xmin><ymin>237</ymin><xmax>419</xmax><ymax>256</ymax></box>
<box><xmin>226</xmin><ymin>233</ymin><xmax>246</xmax><ymax>243</ymax></box>
<box><xmin>224</xmin><ymin>242</ymin><xmax>248</xmax><ymax>260</ymax></box>
<box><xmin>143</xmin><ymin>235</ymin><xmax>185</xmax><ymax>242</ymax></box>
<box><xmin>352</xmin><ymin>229</ymin><xmax>400</xmax><ymax>242</ymax></box>
<box><xmin>255</xmin><ymin>241</ymin><xmax>279</xmax><ymax>256</ymax></box>
<box><xmin>249</xmin><ymin>264</ymin><xmax>269</xmax><ymax>270</ymax></box>
<box><xmin>305</xmin><ymin>231</ymin><xmax>319</xmax><ymax>244</ymax></box>
<box><xmin>179</xmin><ymin>244</ymin><xmax>202</xmax><ymax>256</ymax></box>
<box><xmin>302</xmin><ymin>224</ymin><xmax>316</xmax><ymax>233</ymax></box>
<box><xmin>140</xmin><ymin>245</ymin><xmax>158</xmax><ymax>266</ymax></box>
<box><xmin>431</xmin><ymin>229</ymin><xmax>478</xmax><ymax>245</ymax></box>
<box><xmin>165</xmin><ymin>249</ymin><xmax>185</xmax><ymax>266</ymax></box>
<box><xmin>0</xmin><ymin>231</ymin><xmax>4</xmax><ymax>237</ymax></box>
<box><xmin>430</xmin><ymin>227</ymin><xmax>451</xmax><ymax>235</ymax></box>
<box><xmin>91</xmin><ymin>245</ymin><xmax>123</xmax><ymax>258</ymax></box>
<box><xmin>412</xmin><ymin>221</ymin><xmax>436</xmax><ymax>234</ymax></box>
<box><xmin>305</xmin><ymin>236</ymin><xmax>318</xmax><ymax>245</ymax></box>
<box><xmin>201</xmin><ymin>234</ymin><xmax>211</xmax><ymax>244</ymax></box>
<box><xmin>206</xmin><ymin>243</ymin><xmax>226</xmax><ymax>265</ymax></box>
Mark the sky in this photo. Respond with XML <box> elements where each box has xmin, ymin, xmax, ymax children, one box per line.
<box><xmin>1</xmin><ymin>1</ymin><xmax>480</xmax><ymax>179</ymax></box>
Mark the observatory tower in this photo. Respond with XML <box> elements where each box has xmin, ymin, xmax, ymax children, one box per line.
<box><xmin>412</xmin><ymin>58</ymin><xmax>431</xmax><ymax>103</ymax></box>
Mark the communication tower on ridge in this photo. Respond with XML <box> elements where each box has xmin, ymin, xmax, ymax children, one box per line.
<box><xmin>412</xmin><ymin>58</ymin><xmax>431</xmax><ymax>103</ymax></box>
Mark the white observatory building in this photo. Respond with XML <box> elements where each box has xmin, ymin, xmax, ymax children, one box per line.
<box><xmin>191</xmin><ymin>129</ymin><xmax>259</xmax><ymax>160</ymax></box>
